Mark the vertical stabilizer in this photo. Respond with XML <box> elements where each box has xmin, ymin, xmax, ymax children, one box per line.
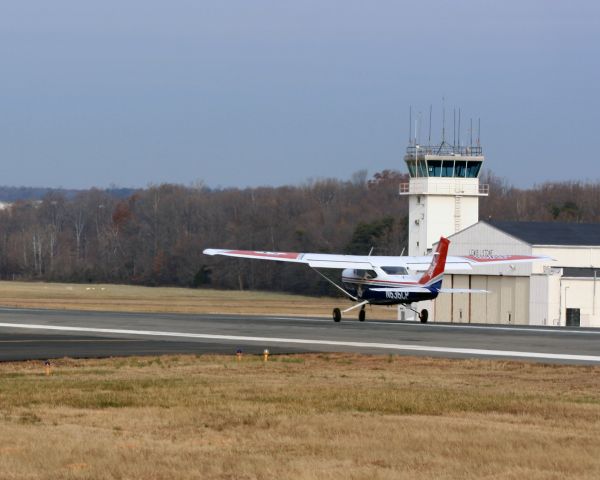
<box><xmin>419</xmin><ymin>237</ymin><xmax>450</xmax><ymax>287</ymax></box>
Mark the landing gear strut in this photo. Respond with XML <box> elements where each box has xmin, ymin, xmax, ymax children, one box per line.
<box><xmin>419</xmin><ymin>308</ymin><xmax>429</xmax><ymax>323</ymax></box>
<box><xmin>332</xmin><ymin>301</ymin><xmax>370</xmax><ymax>323</ymax></box>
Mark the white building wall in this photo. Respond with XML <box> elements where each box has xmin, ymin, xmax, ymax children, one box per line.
<box><xmin>531</xmin><ymin>246</ymin><xmax>600</xmax><ymax>273</ymax></box>
<box><xmin>407</xmin><ymin>177</ymin><xmax>482</xmax><ymax>256</ymax></box>
<box><xmin>561</xmin><ymin>277</ymin><xmax>600</xmax><ymax>327</ymax></box>
<box><xmin>530</xmin><ymin>273</ymin><xmax>560</xmax><ymax>326</ymax></box>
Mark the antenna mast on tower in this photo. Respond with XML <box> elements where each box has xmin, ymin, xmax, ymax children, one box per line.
<box><xmin>428</xmin><ymin>105</ymin><xmax>432</xmax><ymax>144</ymax></box>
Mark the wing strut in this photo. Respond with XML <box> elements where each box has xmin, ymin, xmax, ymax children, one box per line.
<box><xmin>342</xmin><ymin>300</ymin><xmax>369</xmax><ymax>313</ymax></box>
<box><xmin>311</xmin><ymin>268</ymin><xmax>358</xmax><ymax>301</ymax></box>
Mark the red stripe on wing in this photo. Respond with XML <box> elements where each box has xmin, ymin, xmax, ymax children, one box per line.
<box><xmin>464</xmin><ymin>255</ymin><xmax>535</xmax><ymax>263</ymax></box>
<box><xmin>226</xmin><ymin>250</ymin><xmax>301</xmax><ymax>260</ymax></box>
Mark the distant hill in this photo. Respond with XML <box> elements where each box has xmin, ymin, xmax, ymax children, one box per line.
<box><xmin>0</xmin><ymin>186</ymin><xmax>137</xmax><ymax>202</ymax></box>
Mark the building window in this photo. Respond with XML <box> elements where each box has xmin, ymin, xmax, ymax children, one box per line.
<box><xmin>442</xmin><ymin>160</ymin><xmax>454</xmax><ymax>177</ymax></box>
<box><xmin>466</xmin><ymin>161</ymin><xmax>482</xmax><ymax>178</ymax></box>
<box><xmin>454</xmin><ymin>161</ymin><xmax>467</xmax><ymax>177</ymax></box>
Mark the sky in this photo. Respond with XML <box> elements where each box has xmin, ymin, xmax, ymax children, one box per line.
<box><xmin>0</xmin><ymin>0</ymin><xmax>598</xmax><ymax>189</ymax></box>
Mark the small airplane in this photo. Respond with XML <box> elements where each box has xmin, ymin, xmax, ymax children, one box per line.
<box><xmin>203</xmin><ymin>237</ymin><xmax>548</xmax><ymax>323</ymax></box>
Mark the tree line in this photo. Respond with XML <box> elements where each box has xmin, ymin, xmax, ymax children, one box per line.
<box><xmin>0</xmin><ymin>170</ymin><xmax>599</xmax><ymax>295</ymax></box>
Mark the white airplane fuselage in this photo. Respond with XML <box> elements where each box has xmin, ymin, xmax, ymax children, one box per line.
<box><xmin>341</xmin><ymin>268</ymin><xmax>441</xmax><ymax>305</ymax></box>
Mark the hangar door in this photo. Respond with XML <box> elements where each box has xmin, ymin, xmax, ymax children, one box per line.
<box><xmin>433</xmin><ymin>275</ymin><xmax>530</xmax><ymax>325</ymax></box>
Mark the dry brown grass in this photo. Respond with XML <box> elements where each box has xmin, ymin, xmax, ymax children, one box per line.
<box><xmin>0</xmin><ymin>280</ymin><xmax>398</xmax><ymax>319</ymax></box>
<box><xmin>1</xmin><ymin>353</ymin><xmax>599</xmax><ymax>479</ymax></box>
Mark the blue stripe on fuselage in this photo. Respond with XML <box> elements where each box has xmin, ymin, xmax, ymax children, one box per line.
<box><xmin>349</xmin><ymin>280</ymin><xmax>442</xmax><ymax>305</ymax></box>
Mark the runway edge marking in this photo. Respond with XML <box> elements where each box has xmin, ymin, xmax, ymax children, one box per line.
<box><xmin>1</xmin><ymin>322</ymin><xmax>600</xmax><ymax>363</ymax></box>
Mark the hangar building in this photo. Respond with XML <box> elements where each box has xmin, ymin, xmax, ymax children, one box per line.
<box><xmin>433</xmin><ymin>221</ymin><xmax>600</xmax><ymax>327</ymax></box>
<box><xmin>399</xmin><ymin>137</ymin><xmax>600</xmax><ymax>327</ymax></box>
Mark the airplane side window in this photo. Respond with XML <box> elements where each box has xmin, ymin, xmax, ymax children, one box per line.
<box><xmin>381</xmin><ymin>266</ymin><xmax>408</xmax><ymax>275</ymax></box>
<box><xmin>356</xmin><ymin>269</ymin><xmax>377</xmax><ymax>279</ymax></box>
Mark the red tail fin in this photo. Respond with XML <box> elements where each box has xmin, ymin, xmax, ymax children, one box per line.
<box><xmin>419</xmin><ymin>237</ymin><xmax>450</xmax><ymax>286</ymax></box>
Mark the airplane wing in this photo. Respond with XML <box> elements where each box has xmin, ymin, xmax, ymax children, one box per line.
<box><xmin>404</xmin><ymin>254</ymin><xmax>552</xmax><ymax>271</ymax></box>
<box><xmin>203</xmin><ymin>249</ymin><xmax>551</xmax><ymax>271</ymax></box>
<box><xmin>202</xmin><ymin>249</ymin><xmax>376</xmax><ymax>270</ymax></box>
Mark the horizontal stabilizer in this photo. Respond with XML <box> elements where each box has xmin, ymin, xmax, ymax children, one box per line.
<box><xmin>437</xmin><ymin>288</ymin><xmax>489</xmax><ymax>294</ymax></box>
<box><xmin>371</xmin><ymin>286</ymin><xmax>432</xmax><ymax>294</ymax></box>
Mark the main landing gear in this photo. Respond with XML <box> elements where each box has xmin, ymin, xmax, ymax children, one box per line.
<box><xmin>332</xmin><ymin>301</ymin><xmax>369</xmax><ymax>322</ymax></box>
<box><xmin>359</xmin><ymin>305</ymin><xmax>366</xmax><ymax>322</ymax></box>
<box><xmin>404</xmin><ymin>304</ymin><xmax>429</xmax><ymax>323</ymax></box>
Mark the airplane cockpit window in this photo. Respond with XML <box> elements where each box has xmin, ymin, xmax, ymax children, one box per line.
<box><xmin>381</xmin><ymin>266</ymin><xmax>408</xmax><ymax>275</ymax></box>
<box><xmin>354</xmin><ymin>269</ymin><xmax>377</xmax><ymax>279</ymax></box>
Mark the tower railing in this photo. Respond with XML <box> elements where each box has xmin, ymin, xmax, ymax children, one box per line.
<box><xmin>399</xmin><ymin>182</ymin><xmax>489</xmax><ymax>196</ymax></box>
<box><xmin>405</xmin><ymin>144</ymin><xmax>483</xmax><ymax>157</ymax></box>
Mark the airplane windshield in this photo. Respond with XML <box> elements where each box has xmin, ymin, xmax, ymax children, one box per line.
<box><xmin>381</xmin><ymin>266</ymin><xmax>408</xmax><ymax>275</ymax></box>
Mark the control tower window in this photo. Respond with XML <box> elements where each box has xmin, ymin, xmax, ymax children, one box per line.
<box><xmin>466</xmin><ymin>161</ymin><xmax>482</xmax><ymax>178</ymax></box>
<box><xmin>454</xmin><ymin>161</ymin><xmax>467</xmax><ymax>177</ymax></box>
<box><xmin>417</xmin><ymin>160</ymin><xmax>428</xmax><ymax>177</ymax></box>
<box><xmin>442</xmin><ymin>161</ymin><xmax>454</xmax><ymax>177</ymax></box>
<box><xmin>406</xmin><ymin>160</ymin><xmax>416</xmax><ymax>177</ymax></box>
<box><xmin>427</xmin><ymin>160</ymin><xmax>442</xmax><ymax>177</ymax></box>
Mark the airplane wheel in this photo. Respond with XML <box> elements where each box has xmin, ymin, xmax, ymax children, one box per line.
<box><xmin>359</xmin><ymin>309</ymin><xmax>366</xmax><ymax>322</ymax></box>
<box><xmin>333</xmin><ymin>308</ymin><xmax>342</xmax><ymax>322</ymax></box>
<box><xmin>419</xmin><ymin>309</ymin><xmax>429</xmax><ymax>323</ymax></box>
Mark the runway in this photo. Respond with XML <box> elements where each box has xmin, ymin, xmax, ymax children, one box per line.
<box><xmin>0</xmin><ymin>307</ymin><xmax>599</xmax><ymax>364</ymax></box>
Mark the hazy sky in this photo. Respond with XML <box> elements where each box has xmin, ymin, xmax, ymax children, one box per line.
<box><xmin>0</xmin><ymin>1</ymin><xmax>598</xmax><ymax>189</ymax></box>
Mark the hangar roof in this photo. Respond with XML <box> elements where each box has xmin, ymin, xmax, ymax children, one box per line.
<box><xmin>487</xmin><ymin>221</ymin><xmax>600</xmax><ymax>246</ymax></box>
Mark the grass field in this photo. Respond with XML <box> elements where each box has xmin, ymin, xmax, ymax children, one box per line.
<box><xmin>0</xmin><ymin>354</ymin><xmax>599</xmax><ymax>479</ymax></box>
<box><xmin>0</xmin><ymin>280</ymin><xmax>398</xmax><ymax>319</ymax></box>
<box><xmin>1</xmin><ymin>281</ymin><xmax>599</xmax><ymax>478</ymax></box>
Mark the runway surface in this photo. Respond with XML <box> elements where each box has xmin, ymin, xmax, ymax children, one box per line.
<box><xmin>0</xmin><ymin>307</ymin><xmax>600</xmax><ymax>364</ymax></box>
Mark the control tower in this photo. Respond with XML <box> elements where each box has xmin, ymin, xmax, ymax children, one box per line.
<box><xmin>400</xmin><ymin>142</ymin><xmax>488</xmax><ymax>256</ymax></box>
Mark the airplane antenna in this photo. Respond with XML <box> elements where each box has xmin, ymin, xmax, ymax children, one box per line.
<box><xmin>368</xmin><ymin>246</ymin><xmax>374</xmax><ymax>256</ymax></box>
<box><xmin>428</xmin><ymin>105</ymin><xmax>432</xmax><ymax>144</ymax></box>
<box><xmin>400</xmin><ymin>247</ymin><xmax>405</xmax><ymax>256</ymax></box>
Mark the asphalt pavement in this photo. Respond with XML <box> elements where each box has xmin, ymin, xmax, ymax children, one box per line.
<box><xmin>0</xmin><ymin>307</ymin><xmax>599</xmax><ymax>364</ymax></box>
